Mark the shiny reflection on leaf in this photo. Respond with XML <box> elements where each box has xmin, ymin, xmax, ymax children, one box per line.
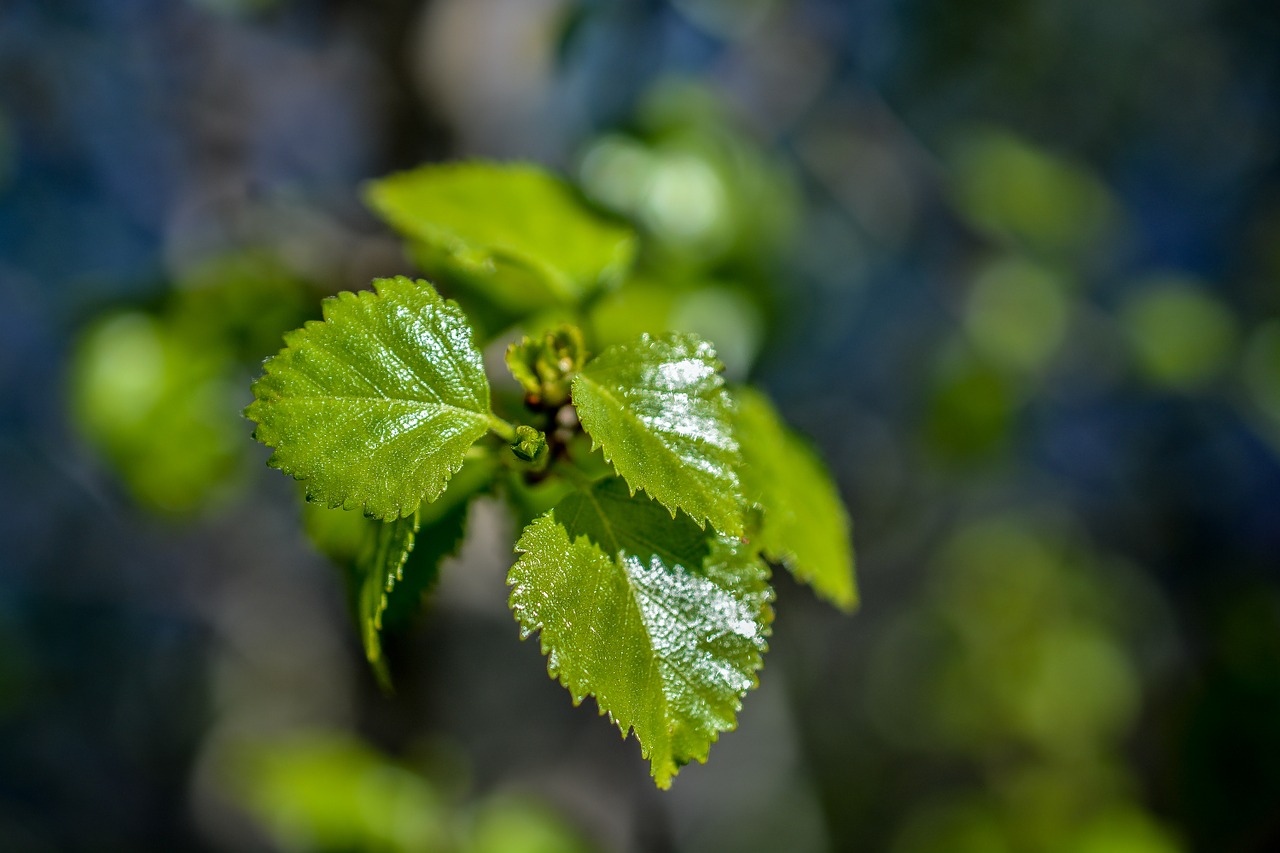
<box><xmin>573</xmin><ymin>333</ymin><xmax>744</xmax><ymax>535</ymax></box>
<box><xmin>247</xmin><ymin>277</ymin><xmax>493</xmax><ymax>519</ymax></box>
<box><xmin>508</xmin><ymin>478</ymin><xmax>772</xmax><ymax>788</ymax></box>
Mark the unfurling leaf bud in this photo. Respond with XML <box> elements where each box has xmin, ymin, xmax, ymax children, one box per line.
<box><xmin>512</xmin><ymin>424</ymin><xmax>549</xmax><ymax>466</ymax></box>
<box><xmin>504</xmin><ymin>324</ymin><xmax>587</xmax><ymax>407</ymax></box>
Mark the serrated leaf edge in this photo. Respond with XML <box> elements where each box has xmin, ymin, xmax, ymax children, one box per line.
<box><xmin>245</xmin><ymin>277</ymin><xmax>492</xmax><ymax>520</ymax></box>
<box><xmin>572</xmin><ymin>332</ymin><xmax>746</xmax><ymax>536</ymax></box>
<box><xmin>508</xmin><ymin>512</ymin><xmax>772</xmax><ymax>788</ymax></box>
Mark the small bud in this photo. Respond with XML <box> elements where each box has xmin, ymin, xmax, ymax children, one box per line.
<box><xmin>504</xmin><ymin>323</ymin><xmax>587</xmax><ymax>408</ymax></box>
<box><xmin>512</xmin><ymin>425</ymin><xmax>549</xmax><ymax>465</ymax></box>
<box><xmin>505</xmin><ymin>340</ymin><xmax>543</xmax><ymax>397</ymax></box>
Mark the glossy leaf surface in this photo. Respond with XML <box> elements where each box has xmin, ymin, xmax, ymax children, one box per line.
<box><xmin>735</xmin><ymin>387</ymin><xmax>857</xmax><ymax>609</ymax></box>
<box><xmin>572</xmin><ymin>333</ymin><xmax>744</xmax><ymax>535</ymax></box>
<box><xmin>509</xmin><ymin>478</ymin><xmax>772</xmax><ymax>788</ymax></box>
<box><xmin>365</xmin><ymin>162</ymin><xmax>635</xmax><ymax>310</ymax></box>
<box><xmin>246</xmin><ymin>277</ymin><xmax>492</xmax><ymax>519</ymax></box>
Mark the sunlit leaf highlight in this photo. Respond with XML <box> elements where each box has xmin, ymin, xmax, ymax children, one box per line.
<box><xmin>246</xmin><ymin>276</ymin><xmax>492</xmax><ymax>519</ymax></box>
<box><xmin>572</xmin><ymin>333</ymin><xmax>744</xmax><ymax>535</ymax></box>
<box><xmin>509</xmin><ymin>478</ymin><xmax>772</xmax><ymax>787</ymax></box>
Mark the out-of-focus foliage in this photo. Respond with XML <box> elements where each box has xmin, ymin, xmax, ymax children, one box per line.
<box><xmin>223</xmin><ymin>731</ymin><xmax>597</xmax><ymax>853</ymax></box>
<box><xmin>945</xmin><ymin>126</ymin><xmax>1118</xmax><ymax>259</ymax></box>
<box><xmin>227</xmin><ymin>733</ymin><xmax>451</xmax><ymax>852</ymax></box>
<box><xmin>962</xmin><ymin>256</ymin><xmax>1072</xmax><ymax>375</ymax></box>
<box><xmin>69</xmin><ymin>312</ymin><xmax>242</xmax><ymax>513</ymax></box>
<box><xmin>1120</xmin><ymin>277</ymin><xmax>1238</xmax><ymax>391</ymax></box>
<box><xmin>869</xmin><ymin>512</ymin><xmax>1181</xmax><ymax>852</ymax></box>
<box><xmin>1244</xmin><ymin>320</ymin><xmax>1280</xmax><ymax>428</ymax></box>
<box><xmin>577</xmin><ymin>82</ymin><xmax>797</xmax><ymax>377</ymax></box>
<box><xmin>366</xmin><ymin>163</ymin><xmax>636</xmax><ymax>334</ymax></box>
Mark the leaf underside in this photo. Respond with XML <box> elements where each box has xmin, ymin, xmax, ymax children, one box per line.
<box><xmin>509</xmin><ymin>478</ymin><xmax>772</xmax><ymax>788</ymax></box>
<box><xmin>735</xmin><ymin>387</ymin><xmax>857</xmax><ymax>610</ymax></box>
<box><xmin>365</xmin><ymin>162</ymin><xmax>636</xmax><ymax>310</ymax></box>
<box><xmin>572</xmin><ymin>333</ymin><xmax>744</xmax><ymax>536</ymax></box>
<box><xmin>357</xmin><ymin>501</ymin><xmax>471</xmax><ymax>687</ymax></box>
<box><xmin>246</xmin><ymin>276</ymin><xmax>492</xmax><ymax>520</ymax></box>
<box><xmin>357</xmin><ymin>513</ymin><xmax>417</xmax><ymax>687</ymax></box>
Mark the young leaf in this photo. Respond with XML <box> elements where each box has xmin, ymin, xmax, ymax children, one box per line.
<box><xmin>509</xmin><ymin>478</ymin><xmax>772</xmax><ymax>788</ymax></box>
<box><xmin>357</xmin><ymin>501</ymin><xmax>471</xmax><ymax>686</ymax></box>
<box><xmin>571</xmin><ymin>333</ymin><xmax>744</xmax><ymax>535</ymax></box>
<box><xmin>357</xmin><ymin>513</ymin><xmax>417</xmax><ymax>687</ymax></box>
<box><xmin>380</xmin><ymin>501</ymin><xmax>470</xmax><ymax>629</ymax></box>
<box><xmin>246</xmin><ymin>277</ymin><xmax>493</xmax><ymax>519</ymax></box>
<box><xmin>365</xmin><ymin>162</ymin><xmax>636</xmax><ymax>311</ymax></box>
<box><xmin>734</xmin><ymin>387</ymin><xmax>857</xmax><ymax>610</ymax></box>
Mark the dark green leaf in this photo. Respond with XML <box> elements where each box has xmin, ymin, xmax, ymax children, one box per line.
<box><xmin>357</xmin><ymin>514</ymin><xmax>418</xmax><ymax>687</ymax></box>
<box><xmin>357</xmin><ymin>502</ymin><xmax>471</xmax><ymax>687</ymax></box>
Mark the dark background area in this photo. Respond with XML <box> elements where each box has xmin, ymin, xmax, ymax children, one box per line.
<box><xmin>2</xmin><ymin>0</ymin><xmax>1280</xmax><ymax>851</ymax></box>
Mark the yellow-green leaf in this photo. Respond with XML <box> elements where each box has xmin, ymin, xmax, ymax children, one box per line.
<box><xmin>365</xmin><ymin>162</ymin><xmax>635</xmax><ymax>313</ymax></box>
<box><xmin>509</xmin><ymin>478</ymin><xmax>772</xmax><ymax>788</ymax></box>
<box><xmin>571</xmin><ymin>333</ymin><xmax>744</xmax><ymax>535</ymax></box>
<box><xmin>735</xmin><ymin>387</ymin><xmax>857</xmax><ymax>610</ymax></box>
<box><xmin>246</xmin><ymin>277</ymin><xmax>492</xmax><ymax>519</ymax></box>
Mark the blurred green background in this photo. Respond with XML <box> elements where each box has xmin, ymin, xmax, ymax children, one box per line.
<box><xmin>3</xmin><ymin>0</ymin><xmax>1280</xmax><ymax>850</ymax></box>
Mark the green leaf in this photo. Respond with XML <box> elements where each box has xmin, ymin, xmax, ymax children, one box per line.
<box><xmin>246</xmin><ymin>276</ymin><xmax>493</xmax><ymax>519</ymax></box>
<box><xmin>357</xmin><ymin>514</ymin><xmax>417</xmax><ymax>686</ymax></box>
<box><xmin>69</xmin><ymin>311</ymin><xmax>244</xmax><ymax>515</ymax></box>
<box><xmin>734</xmin><ymin>387</ymin><xmax>857</xmax><ymax>610</ymax></box>
<box><xmin>365</xmin><ymin>162</ymin><xmax>636</xmax><ymax>312</ymax></box>
<box><xmin>302</xmin><ymin>451</ymin><xmax>495</xmax><ymax>568</ymax></box>
<box><xmin>357</xmin><ymin>501</ymin><xmax>471</xmax><ymax>686</ymax></box>
<box><xmin>572</xmin><ymin>333</ymin><xmax>744</xmax><ymax>535</ymax></box>
<box><xmin>225</xmin><ymin>732</ymin><xmax>449</xmax><ymax>853</ymax></box>
<box><xmin>509</xmin><ymin>478</ymin><xmax>772</xmax><ymax>788</ymax></box>
<box><xmin>505</xmin><ymin>323</ymin><xmax>586</xmax><ymax>406</ymax></box>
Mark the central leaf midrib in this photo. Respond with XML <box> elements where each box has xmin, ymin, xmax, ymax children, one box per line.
<box><xmin>578</xmin><ymin>487</ymin><xmax>717</xmax><ymax>765</ymax></box>
<box><xmin>280</xmin><ymin>393</ymin><xmax>488</xmax><ymax>422</ymax></box>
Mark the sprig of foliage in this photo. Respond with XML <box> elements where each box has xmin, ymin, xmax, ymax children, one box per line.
<box><xmin>246</xmin><ymin>161</ymin><xmax>856</xmax><ymax>788</ymax></box>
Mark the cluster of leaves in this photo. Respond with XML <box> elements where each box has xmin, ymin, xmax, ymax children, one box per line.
<box><xmin>247</xmin><ymin>162</ymin><xmax>855</xmax><ymax>788</ymax></box>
